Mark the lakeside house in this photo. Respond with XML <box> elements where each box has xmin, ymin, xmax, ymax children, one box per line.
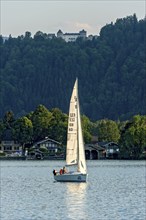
<box><xmin>0</xmin><ymin>129</ymin><xmax>22</xmax><ymax>156</ymax></box>
<box><xmin>85</xmin><ymin>144</ymin><xmax>106</xmax><ymax>160</ymax></box>
<box><xmin>85</xmin><ymin>142</ymin><xmax>120</xmax><ymax>159</ymax></box>
<box><xmin>33</xmin><ymin>137</ymin><xmax>62</xmax><ymax>153</ymax></box>
<box><xmin>27</xmin><ymin>137</ymin><xmax>64</xmax><ymax>159</ymax></box>
<box><xmin>98</xmin><ymin>142</ymin><xmax>120</xmax><ymax>159</ymax></box>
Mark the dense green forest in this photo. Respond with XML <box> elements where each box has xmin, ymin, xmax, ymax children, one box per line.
<box><xmin>0</xmin><ymin>14</ymin><xmax>146</xmax><ymax>120</ymax></box>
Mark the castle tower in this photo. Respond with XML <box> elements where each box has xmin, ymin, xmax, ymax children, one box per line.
<box><xmin>57</xmin><ymin>29</ymin><xmax>63</xmax><ymax>38</ymax></box>
<box><xmin>79</xmin><ymin>29</ymin><xmax>87</xmax><ymax>38</ymax></box>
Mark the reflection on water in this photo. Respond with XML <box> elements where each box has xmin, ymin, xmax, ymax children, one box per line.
<box><xmin>65</xmin><ymin>183</ymin><xmax>87</xmax><ymax>220</ymax></box>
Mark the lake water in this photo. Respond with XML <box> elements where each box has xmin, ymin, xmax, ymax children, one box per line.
<box><xmin>0</xmin><ymin>160</ymin><xmax>145</xmax><ymax>220</ymax></box>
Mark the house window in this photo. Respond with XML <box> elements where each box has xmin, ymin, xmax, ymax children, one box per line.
<box><xmin>4</xmin><ymin>146</ymin><xmax>12</xmax><ymax>151</ymax></box>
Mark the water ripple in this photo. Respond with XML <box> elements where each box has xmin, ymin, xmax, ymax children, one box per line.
<box><xmin>1</xmin><ymin>160</ymin><xmax>146</xmax><ymax>220</ymax></box>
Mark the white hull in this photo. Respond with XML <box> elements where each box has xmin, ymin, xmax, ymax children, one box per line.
<box><xmin>54</xmin><ymin>172</ymin><xmax>87</xmax><ymax>182</ymax></box>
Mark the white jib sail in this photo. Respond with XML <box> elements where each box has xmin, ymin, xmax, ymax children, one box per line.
<box><xmin>77</xmin><ymin>98</ymin><xmax>87</xmax><ymax>174</ymax></box>
<box><xmin>66</xmin><ymin>80</ymin><xmax>78</xmax><ymax>165</ymax></box>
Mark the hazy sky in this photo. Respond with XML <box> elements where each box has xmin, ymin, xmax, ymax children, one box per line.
<box><xmin>1</xmin><ymin>0</ymin><xmax>145</xmax><ymax>37</ymax></box>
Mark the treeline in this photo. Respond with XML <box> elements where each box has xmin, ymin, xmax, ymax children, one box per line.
<box><xmin>0</xmin><ymin>14</ymin><xmax>146</xmax><ymax>121</ymax></box>
<box><xmin>0</xmin><ymin>105</ymin><xmax>146</xmax><ymax>159</ymax></box>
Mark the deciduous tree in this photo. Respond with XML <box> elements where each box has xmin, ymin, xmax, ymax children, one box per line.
<box><xmin>13</xmin><ymin>116</ymin><xmax>33</xmax><ymax>155</ymax></box>
<box><xmin>97</xmin><ymin>119</ymin><xmax>120</xmax><ymax>142</ymax></box>
<box><xmin>120</xmin><ymin>115</ymin><xmax>146</xmax><ymax>159</ymax></box>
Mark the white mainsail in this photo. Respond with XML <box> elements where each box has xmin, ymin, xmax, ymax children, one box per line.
<box><xmin>66</xmin><ymin>80</ymin><xmax>78</xmax><ymax>165</ymax></box>
<box><xmin>66</xmin><ymin>79</ymin><xmax>87</xmax><ymax>174</ymax></box>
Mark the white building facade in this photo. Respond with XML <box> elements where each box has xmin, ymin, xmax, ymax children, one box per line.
<box><xmin>57</xmin><ymin>29</ymin><xmax>87</xmax><ymax>42</ymax></box>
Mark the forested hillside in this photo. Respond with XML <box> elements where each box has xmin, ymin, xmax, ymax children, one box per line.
<box><xmin>0</xmin><ymin>14</ymin><xmax>145</xmax><ymax>121</ymax></box>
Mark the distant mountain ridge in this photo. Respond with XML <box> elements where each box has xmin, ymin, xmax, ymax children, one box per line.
<box><xmin>0</xmin><ymin>14</ymin><xmax>145</xmax><ymax>121</ymax></box>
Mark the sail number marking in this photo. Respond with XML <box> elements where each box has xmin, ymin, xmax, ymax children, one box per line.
<box><xmin>69</xmin><ymin>113</ymin><xmax>76</xmax><ymax>131</ymax></box>
<box><xmin>74</xmin><ymin>96</ymin><xmax>77</xmax><ymax>101</ymax></box>
<box><xmin>70</xmin><ymin>113</ymin><xmax>75</xmax><ymax>117</ymax></box>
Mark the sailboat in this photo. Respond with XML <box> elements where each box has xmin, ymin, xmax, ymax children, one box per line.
<box><xmin>53</xmin><ymin>79</ymin><xmax>87</xmax><ymax>182</ymax></box>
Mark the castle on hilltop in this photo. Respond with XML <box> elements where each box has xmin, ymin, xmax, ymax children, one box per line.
<box><xmin>57</xmin><ymin>29</ymin><xmax>87</xmax><ymax>42</ymax></box>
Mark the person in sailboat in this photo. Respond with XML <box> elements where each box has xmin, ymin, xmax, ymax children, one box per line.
<box><xmin>62</xmin><ymin>166</ymin><xmax>68</xmax><ymax>174</ymax></box>
<box><xmin>59</xmin><ymin>168</ymin><xmax>63</xmax><ymax>175</ymax></box>
<box><xmin>53</xmin><ymin>169</ymin><xmax>57</xmax><ymax>176</ymax></box>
